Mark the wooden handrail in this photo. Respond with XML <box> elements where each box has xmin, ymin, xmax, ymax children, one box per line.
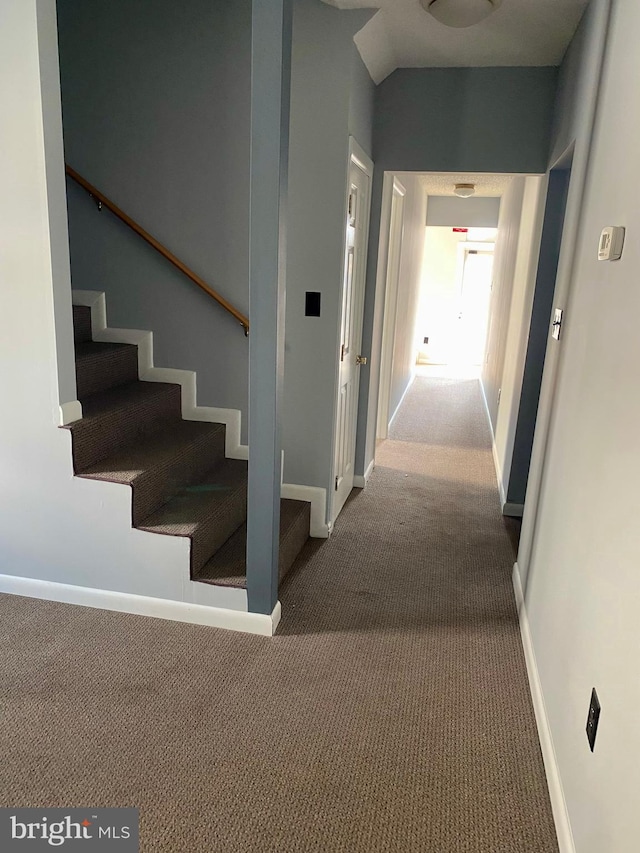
<box><xmin>65</xmin><ymin>165</ymin><xmax>249</xmax><ymax>335</ymax></box>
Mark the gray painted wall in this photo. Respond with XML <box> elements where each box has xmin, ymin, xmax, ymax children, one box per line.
<box><xmin>374</xmin><ymin>67</ymin><xmax>558</xmax><ymax>175</ymax></box>
<box><xmin>57</xmin><ymin>0</ymin><xmax>252</xmax><ymax>435</ymax></box>
<box><xmin>480</xmin><ymin>177</ymin><xmax>526</xmax><ymax>430</ymax></box>
<box><xmin>356</xmin><ymin>66</ymin><xmax>558</xmax><ymax>478</ymax></box>
<box><xmin>349</xmin><ymin>49</ymin><xmax>376</xmax><ymax>157</ymax></box>
<box><xmin>283</xmin><ymin>0</ymin><xmax>373</xmax><ymax>502</ymax></box>
<box><xmin>387</xmin><ymin>175</ymin><xmax>426</xmax><ymax>422</ymax></box>
<box><xmin>506</xmin><ymin>168</ymin><xmax>570</xmax><ymax>505</ymax></box>
<box><xmin>507</xmin><ymin>0</ymin><xmax>607</xmax><ymax>509</ymax></box>
<box><xmin>426</xmin><ymin>196</ymin><xmax>501</xmax><ymax>228</ymax></box>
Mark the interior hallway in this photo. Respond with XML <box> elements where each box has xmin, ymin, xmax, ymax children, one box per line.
<box><xmin>0</xmin><ymin>375</ymin><xmax>557</xmax><ymax>852</ymax></box>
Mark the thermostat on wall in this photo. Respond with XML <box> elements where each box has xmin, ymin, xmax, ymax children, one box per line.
<box><xmin>598</xmin><ymin>226</ymin><xmax>625</xmax><ymax>261</ymax></box>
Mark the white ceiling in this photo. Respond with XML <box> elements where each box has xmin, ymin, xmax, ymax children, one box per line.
<box><xmin>419</xmin><ymin>172</ymin><xmax>513</xmax><ymax>196</ymax></box>
<box><xmin>321</xmin><ymin>0</ymin><xmax>588</xmax><ymax>83</ymax></box>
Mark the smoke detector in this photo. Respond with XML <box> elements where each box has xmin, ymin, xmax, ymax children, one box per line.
<box><xmin>454</xmin><ymin>183</ymin><xmax>476</xmax><ymax>198</ymax></box>
<box><xmin>423</xmin><ymin>0</ymin><xmax>503</xmax><ymax>28</ymax></box>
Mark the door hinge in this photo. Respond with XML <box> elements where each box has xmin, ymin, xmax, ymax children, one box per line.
<box><xmin>335</xmin><ymin>476</ymin><xmax>339</xmax><ymax>491</ymax></box>
<box><xmin>340</xmin><ymin>344</ymin><xmax>345</xmax><ymax>362</ymax></box>
<box><xmin>552</xmin><ymin>307</ymin><xmax>563</xmax><ymax>340</ymax></box>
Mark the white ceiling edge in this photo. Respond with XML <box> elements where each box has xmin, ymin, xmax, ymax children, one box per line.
<box><xmin>320</xmin><ymin>1</ymin><xmax>396</xmax><ymax>83</ymax></box>
<box><xmin>353</xmin><ymin>10</ymin><xmax>396</xmax><ymax>84</ymax></box>
<box><xmin>321</xmin><ymin>0</ymin><xmax>588</xmax><ymax>85</ymax></box>
<box><xmin>419</xmin><ymin>172</ymin><xmax>513</xmax><ymax>197</ymax></box>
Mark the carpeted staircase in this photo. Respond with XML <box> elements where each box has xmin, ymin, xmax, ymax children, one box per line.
<box><xmin>65</xmin><ymin>304</ymin><xmax>310</xmax><ymax>589</ymax></box>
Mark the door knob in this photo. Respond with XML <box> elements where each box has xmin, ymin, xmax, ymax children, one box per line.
<box><xmin>356</xmin><ymin>355</ymin><xmax>367</xmax><ymax>365</ymax></box>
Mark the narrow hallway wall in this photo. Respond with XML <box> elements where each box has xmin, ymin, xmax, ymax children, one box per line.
<box><xmin>490</xmin><ymin>175</ymin><xmax>547</xmax><ymax>508</ymax></box>
<box><xmin>480</xmin><ymin>177</ymin><xmax>526</xmax><ymax>431</ymax></box>
<box><xmin>283</xmin><ymin>0</ymin><xmax>374</xmax><ymax>507</ymax></box>
<box><xmin>521</xmin><ymin>0</ymin><xmax>640</xmax><ymax>847</ymax></box>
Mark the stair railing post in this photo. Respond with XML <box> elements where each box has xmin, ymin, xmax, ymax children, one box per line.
<box><xmin>246</xmin><ymin>0</ymin><xmax>292</xmax><ymax>617</ymax></box>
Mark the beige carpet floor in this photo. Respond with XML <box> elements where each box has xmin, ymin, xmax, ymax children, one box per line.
<box><xmin>0</xmin><ymin>374</ymin><xmax>558</xmax><ymax>852</ymax></box>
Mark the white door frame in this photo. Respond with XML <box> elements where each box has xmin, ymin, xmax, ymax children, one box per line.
<box><xmin>376</xmin><ymin>175</ymin><xmax>406</xmax><ymax>440</ymax></box>
<box><xmin>329</xmin><ymin>137</ymin><xmax>374</xmax><ymax>524</ymax></box>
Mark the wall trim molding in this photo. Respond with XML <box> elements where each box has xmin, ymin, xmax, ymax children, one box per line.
<box><xmin>354</xmin><ymin>458</ymin><xmax>375</xmax><ymax>489</ymax></box>
<box><xmin>0</xmin><ymin>573</ymin><xmax>281</xmax><ymax>636</ymax></box>
<box><xmin>503</xmin><ymin>501</ymin><xmax>524</xmax><ymax>518</ymax></box>
<box><xmin>281</xmin><ymin>483</ymin><xmax>329</xmax><ymax>538</ymax></box>
<box><xmin>512</xmin><ymin>563</ymin><xmax>575</xmax><ymax>853</ymax></box>
<box><xmin>59</xmin><ymin>399</ymin><xmax>82</xmax><ymax>425</ymax></box>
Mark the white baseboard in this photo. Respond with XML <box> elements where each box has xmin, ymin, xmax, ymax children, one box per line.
<box><xmin>353</xmin><ymin>458</ymin><xmax>375</xmax><ymax>489</ymax></box>
<box><xmin>503</xmin><ymin>501</ymin><xmax>524</xmax><ymax>518</ymax></box>
<box><xmin>72</xmin><ymin>290</ymin><xmax>248</xmax><ymax>460</ymax></box>
<box><xmin>512</xmin><ymin>563</ymin><xmax>575</xmax><ymax>853</ymax></box>
<box><xmin>59</xmin><ymin>399</ymin><xmax>82</xmax><ymax>425</ymax></box>
<box><xmin>0</xmin><ymin>572</ymin><xmax>281</xmax><ymax>636</ymax></box>
<box><xmin>281</xmin><ymin>483</ymin><xmax>329</xmax><ymax>538</ymax></box>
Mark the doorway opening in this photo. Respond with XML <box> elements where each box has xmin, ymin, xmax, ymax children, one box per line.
<box><xmin>416</xmin><ymin>228</ymin><xmax>497</xmax><ymax>375</ymax></box>
<box><xmin>370</xmin><ymin>170</ymin><xmax>555</xmax><ymax>554</ymax></box>
<box><xmin>374</xmin><ymin>172</ymin><xmax>510</xmax><ymax>453</ymax></box>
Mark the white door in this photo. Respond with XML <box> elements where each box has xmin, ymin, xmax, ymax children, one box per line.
<box><xmin>376</xmin><ymin>177</ymin><xmax>406</xmax><ymax>439</ymax></box>
<box><xmin>332</xmin><ymin>141</ymin><xmax>373</xmax><ymax>522</ymax></box>
<box><xmin>453</xmin><ymin>248</ymin><xmax>494</xmax><ymax>365</ymax></box>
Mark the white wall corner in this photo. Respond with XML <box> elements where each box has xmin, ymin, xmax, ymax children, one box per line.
<box><xmin>512</xmin><ymin>563</ymin><xmax>575</xmax><ymax>853</ymax></box>
<box><xmin>59</xmin><ymin>399</ymin><xmax>82</xmax><ymax>426</ymax></box>
<box><xmin>271</xmin><ymin>600</ymin><xmax>282</xmax><ymax>634</ymax></box>
<box><xmin>353</xmin><ymin>458</ymin><xmax>375</xmax><ymax>489</ymax></box>
<box><xmin>281</xmin><ymin>483</ymin><xmax>330</xmax><ymax>538</ymax></box>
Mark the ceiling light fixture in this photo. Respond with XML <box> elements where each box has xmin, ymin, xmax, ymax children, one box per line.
<box><xmin>422</xmin><ymin>0</ymin><xmax>503</xmax><ymax>29</ymax></box>
<box><xmin>454</xmin><ymin>183</ymin><xmax>476</xmax><ymax>198</ymax></box>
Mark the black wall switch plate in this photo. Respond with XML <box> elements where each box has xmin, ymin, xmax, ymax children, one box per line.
<box><xmin>305</xmin><ymin>292</ymin><xmax>321</xmax><ymax>317</ymax></box>
<box><xmin>423</xmin><ymin>336</ymin><xmax>429</xmax><ymax>345</ymax></box>
<box><xmin>586</xmin><ymin>688</ymin><xmax>601</xmax><ymax>752</ymax></box>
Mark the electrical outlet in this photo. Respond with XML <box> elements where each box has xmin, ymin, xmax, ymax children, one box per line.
<box><xmin>423</xmin><ymin>336</ymin><xmax>429</xmax><ymax>345</ymax></box>
<box><xmin>586</xmin><ymin>688</ymin><xmax>601</xmax><ymax>752</ymax></box>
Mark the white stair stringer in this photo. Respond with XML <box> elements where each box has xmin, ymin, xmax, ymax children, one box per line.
<box><xmin>72</xmin><ymin>290</ymin><xmax>247</xmax><ymax>459</ymax></box>
<box><xmin>72</xmin><ymin>290</ymin><xmax>328</xmax><ymax>538</ymax></box>
<box><xmin>281</xmin><ymin>483</ymin><xmax>330</xmax><ymax>538</ymax></box>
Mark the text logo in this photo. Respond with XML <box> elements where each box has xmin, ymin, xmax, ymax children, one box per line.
<box><xmin>0</xmin><ymin>809</ymin><xmax>138</xmax><ymax>850</ymax></box>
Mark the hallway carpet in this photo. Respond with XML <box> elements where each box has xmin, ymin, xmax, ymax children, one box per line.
<box><xmin>0</xmin><ymin>375</ymin><xmax>558</xmax><ymax>852</ymax></box>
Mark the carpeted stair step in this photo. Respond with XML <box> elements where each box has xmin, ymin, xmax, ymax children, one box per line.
<box><xmin>73</xmin><ymin>304</ymin><xmax>93</xmax><ymax>344</ymax></box>
<box><xmin>66</xmin><ymin>381</ymin><xmax>183</xmax><ymax>473</ymax></box>
<box><xmin>78</xmin><ymin>420</ymin><xmax>226</xmax><ymax>526</ymax></box>
<box><xmin>195</xmin><ymin>498</ymin><xmax>311</xmax><ymax>589</ymax></box>
<box><xmin>138</xmin><ymin>458</ymin><xmax>248</xmax><ymax>575</ymax></box>
<box><xmin>75</xmin><ymin>340</ymin><xmax>139</xmax><ymax>398</ymax></box>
